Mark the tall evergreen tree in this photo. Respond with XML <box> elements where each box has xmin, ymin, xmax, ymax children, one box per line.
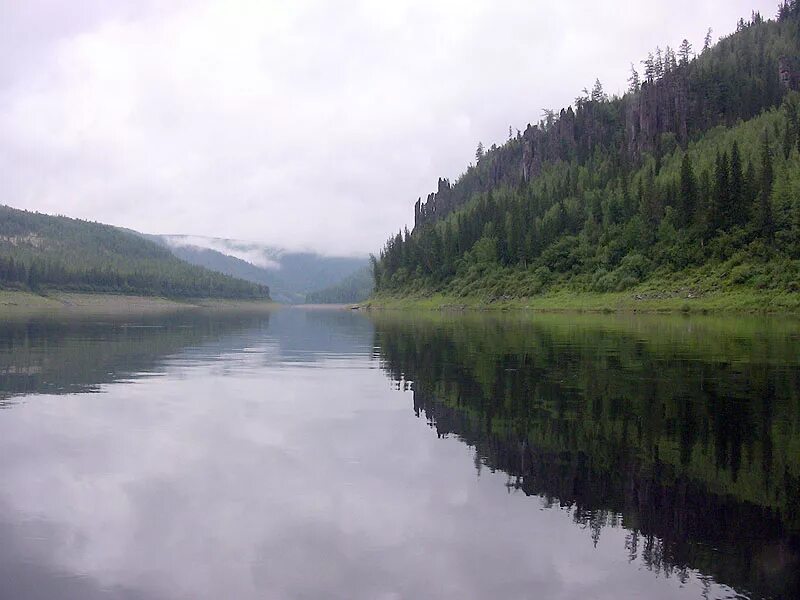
<box><xmin>757</xmin><ymin>131</ymin><xmax>775</xmax><ymax>241</ymax></box>
<box><xmin>642</xmin><ymin>53</ymin><xmax>655</xmax><ymax>82</ymax></box>
<box><xmin>729</xmin><ymin>141</ymin><xmax>745</xmax><ymax>226</ymax></box>
<box><xmin>654</xmin><ymin>47</ymin><xmax>664</xmax><ymax>79</ymax></box>
<box><xmin>628</xmin><ymin>64</ymin><xmax>640</xmax><ymax>92</ymax></box>
<box><xmin>679</xmin><ymin>153</ymin><xmax>698</xmax><ymax>227</ymax></box>
<box><xmin>712</xmin><ymin>150</ymin><xmax>730</xmax><ymax>232</ymax></box>
<box><xmin>475</xmin><ymin>142</ymin><xmax>485</xmax><ymax>163</ymax></box>
<box><xmin>744</xmin><ymin>160</ymin><xmax>757</xmax><ymax>209</ymax></box>
<box><xmin>703</xmin><ymin>28</ymin><xmax>713</xmax><ymax>52</ymax></box>
<box><xmin>679</xmin><ymin>39</ymin><xmax>693</xmax><ymax>65</ymax></box>
<box><xmin>591</xmin><ymin>79</ymin><xmax>606</xmax><ymax>103</ymax></box>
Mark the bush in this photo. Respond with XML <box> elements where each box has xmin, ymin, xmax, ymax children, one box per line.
<box><xmin>618</xmin><ymin>253</ymin><xmax>652</xmax><ymax>280</ymax></box>
<box><xmin>728</xmin><ymin>264</ymin><xmax>754</xmax><ymax>285</ymax></box>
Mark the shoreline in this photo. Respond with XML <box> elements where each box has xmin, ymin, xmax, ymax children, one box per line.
<box><xmin>363</xmin><ymin>288</ymin><xmax>800</xmax><ymax>314</ymax></box>
<box><xmin>0</xmin><ymin>290</ymin><xmax>277</xmax><ymax>318</ymax></box>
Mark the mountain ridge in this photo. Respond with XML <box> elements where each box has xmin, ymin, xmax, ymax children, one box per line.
<box><xmin>146</xmin><ymin>234</ymin><xmax>369</xmax><ymax>304</ymax></box>
<box><xmin>0</xmin><ymin>205</ymin><xmax>270</xmax><ymax>299</ymax></box>
<box><xmin>373</xmin><ymin>2</ymin><xmax>800</xmax><ymax>307</ymax></box>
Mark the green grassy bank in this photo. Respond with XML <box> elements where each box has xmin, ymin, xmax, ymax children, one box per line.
<box><xmin>0</xmin><ymin>290</ymin><xmax>277</xmax><ymax>318</ymax></box>
<box><xmin>365</xmin><ymin>285</ymin><xmax>800</xmax><ymax>314</ymax></box>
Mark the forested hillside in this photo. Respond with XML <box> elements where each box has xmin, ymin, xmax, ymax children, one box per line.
<box><xmin>374</xmin><ymin>2</ymin><xmax>800</xmax><ymax>304</ymax></box>
<box><xmin>305</xmin><ymin>266</ymin><xmax>374</xmax><ymax>304</ymax></box>
<box><xmin>147</xmin><ymin>235</ymin><xmax>368</xmax><ymax>304</ymax></box>
<box><xmin>0</xmin><ymin>206</ymin><xmax>270</xmax><ymax>299</ymax></box>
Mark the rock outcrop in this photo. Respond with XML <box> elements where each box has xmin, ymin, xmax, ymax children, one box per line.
<box><xmin>413</xmin><ymin>53</ymin><xmax>795</xmax><ymax>231</ymax></box>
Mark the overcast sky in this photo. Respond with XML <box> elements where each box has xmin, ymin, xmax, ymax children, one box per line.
<box><xmin>0</xmin><ymin>0</ymin><xmax>780</xmax><ymax>256</ymax></box>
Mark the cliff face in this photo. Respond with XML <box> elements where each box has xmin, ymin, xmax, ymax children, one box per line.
<box><xmin>412</xmin><ymin>66</ymin><xmax>700</xmax><ymax>230</ymax></box>
<box><xmin>412</xmin><ymin>23</ymin><xmax>798</xmax><ymax>231</ymax></box>
<box><xmin>412</xmin><ymin>66</ymin><xmax>693</xmax><ymax>230</ymax></box>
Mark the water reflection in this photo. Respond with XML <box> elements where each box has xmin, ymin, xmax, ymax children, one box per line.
<box><xmin>0</xmin><ymin>312</ymin><xmax>273</xmax><ymax>402</ymax></box>
<box><xmin>0</xmin><ymin>308</ymin><xmax>797</xmax><ymax>599</ymax></box>
<box><xmin>372</xmin><ymin>312</ymin><xmax>800</xmax><ymax>599</ymax></box>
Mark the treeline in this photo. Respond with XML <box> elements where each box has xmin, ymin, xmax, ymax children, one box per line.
<box><xmin>375</xmin><ymin>3</ymin><xmax>800</xmax><ymax>298</ymax></box>
<box><xmin>413</xmin><ymin>3</ymin><xmax>800</xmax><ymax>228</ymax></box>
<box><xmin>305</xmin><ymin>266</ymin><xmax>374</xmax><ymax>304</ymax></box>
<box><xmin>0</xmin><ymin>206</ymin><xmax>270</xmax><ymax>299</ymax></box>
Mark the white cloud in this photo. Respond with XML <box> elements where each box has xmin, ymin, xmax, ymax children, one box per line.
<box><xmin>162</xmin><ymin>235</ymin><xmax>284</xmax><ymax>269</ymax></box>
<box><xmin>0</xmin><ymin>0</ymin><xmax>778</xmax><ymax>254</ymax></box>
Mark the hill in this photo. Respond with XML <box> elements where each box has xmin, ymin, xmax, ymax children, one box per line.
<box><xmin>373</xmin><ymin>3</ymin><xmax>800</xmax><ymax>309</ymax></box>
<box><xmin>0</xmin><ymin>206</ymin><xmax>270</xmax><ymax>299</ymax></box>
<box><xmin>149</xmin><ymin>235</ymin><xmax>368</xmax><ymax>303</ymax></box>
<box><xmin>305</xmin><ymin>266</ymin><xmax>374</xmax><ymax>304</ymax></box>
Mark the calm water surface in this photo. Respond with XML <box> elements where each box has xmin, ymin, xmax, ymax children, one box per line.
<box><xmin>0</xmin><ymin>308</ymin><xmax>798</xmax><ymax>599</ymax></box>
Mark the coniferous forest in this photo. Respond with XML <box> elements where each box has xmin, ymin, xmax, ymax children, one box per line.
<box><xmin>0</xmin><ymin>205</ymin><xmax>270</xmax><ymax>299</ymax></box>
<box><xmin>374</xmin><ymin>2</ymin><xmax>800</xmax><ymax>305</ymax></box>
<box><xmin>305</xmin><ymin>266</ymin><xmax>374</xmax><ymax>304</ymax></box>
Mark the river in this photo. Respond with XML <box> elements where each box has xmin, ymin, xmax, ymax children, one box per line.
<box><xmin>0</xmin><ymin>308</ymin><xmax>797</xmax><ymax>599</ymax></box>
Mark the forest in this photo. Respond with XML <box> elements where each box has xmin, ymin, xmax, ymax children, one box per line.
<box><xmin>373</xmin><ymin>2</ymin><xmax>800</xmax><ymax>304</ymax></box>
<box><xmin>305</xmin><ymin>266</ymin><xmax>374</xmax><ymax>304</ymax></box>
<box><xmin>0</xmin><ymin>205</ymin><xmax>270</xmax><ymax>299</ymax></box>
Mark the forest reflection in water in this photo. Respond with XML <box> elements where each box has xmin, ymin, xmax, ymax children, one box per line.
<box><xmin>371</xmin><ymin>312</ymin><xmax>800</xmax><ymax>599</ymax></box>
<box><xmin>0</xmin><ymin>308</ymin><xmax>797</xmax><ymax>599</ymax></box>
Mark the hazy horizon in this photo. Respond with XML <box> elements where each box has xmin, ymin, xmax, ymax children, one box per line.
<box><xmin>0</xmin><ymin>0</ymin><xmax>779</xmax><ymax>254</ymax></box>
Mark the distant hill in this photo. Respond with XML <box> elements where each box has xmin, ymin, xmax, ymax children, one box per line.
<box><xmin>148</xmin><ymin>235</ymin><xmax>368</xmax><ymax>303</ymax></box>
<box><xmin>0</xmin><ymin>205</ymin><xmax>269</xmax><ymax>299</ymax></box>
<box><xmin>305</xmin><ymin>266</ymin><xmax>374</xmax><ymax>304</ymax></box>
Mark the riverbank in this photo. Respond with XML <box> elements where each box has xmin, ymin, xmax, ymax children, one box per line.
<box><xmin>364</xmin><ymin>287</ymin><xmax>800</xmax><ymax>313</ymax></box>
<box><xmin>0</xmin><ymin>290</ymin><xmax>277</xmax><ymax>317</ymax></box>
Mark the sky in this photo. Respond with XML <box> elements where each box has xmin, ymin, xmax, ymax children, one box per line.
<box><xmin>0</xmin><ymin>0</ymin><xmax>781</xmax><ymax>256</ymax></box>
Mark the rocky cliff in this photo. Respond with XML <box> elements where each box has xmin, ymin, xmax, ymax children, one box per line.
<box><xmin>413</xmin><ymin>12</ymin><xmax>799</xmax><ymax>230</ymax></box>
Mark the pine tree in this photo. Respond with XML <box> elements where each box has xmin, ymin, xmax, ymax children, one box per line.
<box><xmin>712</xmin><ymin>150</ymin><xmax>730</xmax><ymax>232</ymax></box>
<box><xmin>729</xmin><ymin>141</ymin><xmax>745</xmax><ymax>227</ymax></box>
<box><xmin>654</xmin><ymin>47</ymin><xmax>664</xmax><ymax>79</ymax></box>
<box><xmin>476</xmin><ymin>142</ymin><xmax>485</xmax><ymax>163</ymax></box>
<box><xmin>27</xmin><ymin>261</ymin><xmax>40</xmax><ymax>291</ymax></box>
<box><xmin>757</xmin><ymin>132</ymin><xmax>775</xmax><ymax>241</ymax></box>
<box><xmin>628</xmin><ymin>64</ymin><xmax>640</xmax><ymax>93</ymax></box>
<box><xmin>744</xmin><ymin>160</ymin><xmax>757</xmax><ymax>206</ymax></box>
<box><xmin>679</xmin><ymin>39</ymin><xmax>693</xmax><ymax>65</ymax></box>
<box><xmin>703</xmin><ymin>28</ymin><xmax>713</xmax><ymax>52</ymax></box>
<box><xmin>699</xmin><ymin>168</ymin><xmax>712</xmax><ymax>231</ymax></box>
<box><xmin>642</xmin><ymin>53</ymin><xmax>655</xmax><ymax>83</ymax></box>
<box><xmin>784</xmin><ymin>123</ymin><xmax>795</xmax><ymax>159</ymax></box>
<box><xmin>591</xmin><ymin>79</ymin><xmax>606</xmax><ymax>103</ymax></box>
<box><xmin>639</xmin><ymin>167</ymin><xmax>658</xmax><ymax>225</ymax></box>
<box><xmin>664</xmin><ymin>46</ymin><xmax>677</xmax><ymax>73</ymax></box>
<box><xmin>679</xmin><ymin>153</ymin><xmax>697</xmax><ymax>227</ymax></box>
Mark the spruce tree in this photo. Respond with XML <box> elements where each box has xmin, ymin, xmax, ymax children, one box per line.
<box><xmin>679</xmin><ymin>153</ymin><xmax>697</xmax><ymax>227</ymax></box>
<box><xmin>757</xmin><ymin>132</ymin><xmax>775</xmax><ymax>241</ymax></box>
<box><xmin>744</xmin><ymin>160</ymin><xmax>757</xmax><ymax>209</ymax></box>
<box><xmin>729</xmin><ymin>141</ymin><xmax>745</xmax><ymax>226</ymax></box>
<box><xmin>642</xmin><ymin>53</ymin><xmax>655</xmax><ymax>82</ymax></box>
<box><xmin>679</xmin><ymin>39</ymin><xmax>693</xmax><ymax>65</ymax></box>
<box><xmin>628</xmin><ymin>64</ymin><xmax>640</xmax><ymax>92</ymax></box>
<box><xmin>712</xmin><ymin>150</ymin><xmax>730</xmax><ymax>232</ymax></box>
<box><xmin>591</xmin><ymin>79</ymin><xmax>605</xmax><ymax>103</ymax></box>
